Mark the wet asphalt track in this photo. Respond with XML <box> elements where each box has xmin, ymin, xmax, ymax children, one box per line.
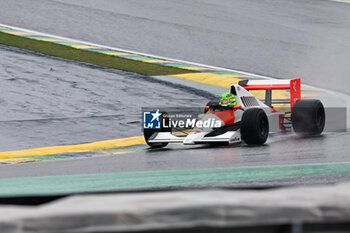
<box><xmin>1</xmin><ymin>132</ymin><xmax>350</xmax><ymax>180</ymax></box>
<box><xmin>0</xmin><ymin>0</ymin><xmax>350</xmax><ymax>187</ymax></box>
<box><xmin>1</xmin><ymin>0</ymin><xmax>350</xmax><ymax>94</ymax></box>
<box><xmin>0</xmin><ymin>45</ymin><xmax>210</xmax><ymax>151</ymax></box>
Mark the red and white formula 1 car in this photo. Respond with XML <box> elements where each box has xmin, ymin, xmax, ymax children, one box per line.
<box><xmin>144</xmin><ymin>79</ymin><xmax>325</xmax><ymax>148</ymax></box>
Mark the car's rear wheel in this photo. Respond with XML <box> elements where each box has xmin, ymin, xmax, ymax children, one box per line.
<box><xmin>241</xmin><ymin>108</ymin><xmax>269</xmax><ymax>145</ymax></box>
<box><xmin>292</xmin><ymin>99</ymin><xmax>325</xmax><ymax>136</ymax></box>
<box><xmin>144</xmin><ymin>112</ymin><xmax>170</xmax><ymax>148</ymax></box>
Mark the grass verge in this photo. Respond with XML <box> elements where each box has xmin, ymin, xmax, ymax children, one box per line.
<box><xmin>0</xmin><ymin>31</ymin><xmax>196</xmax><ymax>76</ymax></box>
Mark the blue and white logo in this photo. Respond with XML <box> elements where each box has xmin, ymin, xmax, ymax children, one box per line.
<box><xmin>143</xmin><ymin>109</ymin><xmax>162</xmax><ymax>129</ymax></box>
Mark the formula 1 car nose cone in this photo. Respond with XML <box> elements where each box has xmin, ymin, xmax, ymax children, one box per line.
<box><xmin>183</xmin><ymin>131</ymin><xmax>207</xmax><ymax>145</ymax></box>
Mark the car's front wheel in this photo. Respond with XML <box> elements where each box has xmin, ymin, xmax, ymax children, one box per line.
<box><xmin>241</xmin><ymin>108</ymin><xmax>269</xmax><ymax>145</ymax></box>
<box><xmin>144</xmin><ymin>112</ymin><xmax>170</xmax><ymax>148</ymax></box>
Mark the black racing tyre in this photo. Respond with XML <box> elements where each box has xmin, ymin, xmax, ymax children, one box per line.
<box><xmin>241</xmin><ymin>108</ymin><xmax>269</xmax><ymax>145</ymax></box>
<box><xmin>292</xmin><ymin>99</ymin><xmax>325</xmax><ymax>136</ymax></box>
<box><xmin>204</xmin><ymin>100</ymin><xmax>220</xmax><ymax>113</ymax></box>
<box><xmin>144</xmin><ymin>112</ymin><xmax>170</xmax><ymax>148</ymax></box>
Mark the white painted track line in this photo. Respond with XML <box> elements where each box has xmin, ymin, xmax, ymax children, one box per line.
<box><xmin>331</xmin><ymin>0</ymin><xmax>350</xmax><ymax>3</ymax></box>
<box><xmin>1</xmin><ymin>23</ymin><xmax>350</xmax><ymax>110</ymax></box>
<box><xmin>0</xmin><ymin>23</ymin><xmax>279</xmax><ymax>80</ymax></box>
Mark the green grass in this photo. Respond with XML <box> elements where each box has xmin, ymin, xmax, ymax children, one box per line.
<box><xmin>0</xmin><ymin>31</ymin><xmax>196</xmax><ymax>76</ymax></box>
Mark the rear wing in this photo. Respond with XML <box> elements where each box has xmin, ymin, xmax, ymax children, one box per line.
<box><xmin>236</xmin><ymin>79</ymin><xmax>301</xmax><ymax>109</ymax></box>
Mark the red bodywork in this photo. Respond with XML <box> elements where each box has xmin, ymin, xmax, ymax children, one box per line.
<box><xmin>242</xmin><ymin>78</ymin><xmax>301</xmax><ymax>109</ymax></box>
<box><xmin>207</xmin><ymin>110</ymin><xmax>235</xmax><ymax>125</ymax></box>
<box><xmin>203</xmin><ymin>79</ymin><xmax>301</xmax><ymax>131</ymax></box>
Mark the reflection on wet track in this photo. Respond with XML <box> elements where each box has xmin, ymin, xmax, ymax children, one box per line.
<box><xmin>1</xmin><ymin>130</ymin><xmax>350</xmax><ymax>190</ymax></box>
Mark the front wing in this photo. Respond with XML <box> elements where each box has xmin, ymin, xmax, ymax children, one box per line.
<box><xmin>148</xmin><ymin>131</ymin><xmax>241</xmax><ymax>145</ymax></box>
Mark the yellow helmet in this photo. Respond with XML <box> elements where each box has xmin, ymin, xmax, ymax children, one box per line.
<box><xmin>219</xmin><ymin>92</ymin><xmax>236</xmax><ymax>106</ymax></box>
